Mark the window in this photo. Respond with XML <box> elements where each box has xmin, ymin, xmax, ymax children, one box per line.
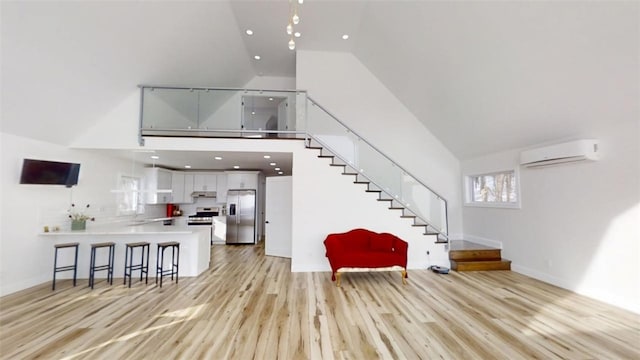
<box><xmin>465</xmin><ymin>170</ymin><xmax>520</xmax><ymax>208</ymax></box>
<box><xmin>117</xmin><ymin>175</ymin><xmax>144</xmax><ymax>215</ymax></box>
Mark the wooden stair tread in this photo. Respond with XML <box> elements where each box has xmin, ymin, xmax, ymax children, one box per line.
<box><xmin>366</xmin><ymin>189</ymin><xmax>382</xmax><ymax>193</ymax></box>
<box><xmin>450</xmin><ymin>259</ymin><xmax>511</xmax><ymax>271</ymax></box>
<box><xmin>318</xmin><ymin>155</ymin><xmax>334</xmax><ymax>158</ymax></box>
<box><xmin>353</xmin><ymin>181</ymin><xmax>369</xmax><ymax>184</ymax></box>
<box><xmin>449</xmin><ymin>249</ymin><xmax>502</xmax><ymax>261</ymax></box>
<box><xmin>449</xmin><ymin>240</ymin><xmax>494</xmax><ymax>251</ymax></box>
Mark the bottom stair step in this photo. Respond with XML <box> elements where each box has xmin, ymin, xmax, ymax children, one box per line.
<box><xmin>450</xmin><ymin>259</ymin><xmax>511</xmax><ymax>271</ymax></box>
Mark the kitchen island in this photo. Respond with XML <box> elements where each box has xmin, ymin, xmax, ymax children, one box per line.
<box><xmin>40</xmin><ymin>222</ymin><xmax>210</xmax><ymax>281</ymax></box>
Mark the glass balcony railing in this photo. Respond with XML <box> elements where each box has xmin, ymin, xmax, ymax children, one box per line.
<box><xmin>139</xmin><ymin>86</ymin><xmax>448</xmax><ymax>239</ymax></box>
<box><xmin>139</xmin><ymin>86</ymin><xmax>305</xmax><ymax>139</ymax></box>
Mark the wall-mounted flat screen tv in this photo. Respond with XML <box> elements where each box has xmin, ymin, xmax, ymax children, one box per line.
<box><xmin>19</xmin><ymin>159</ymin><xmax>80</xmax><ymax>187</ymax></box>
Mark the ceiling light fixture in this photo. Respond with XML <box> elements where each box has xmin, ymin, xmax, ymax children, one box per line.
<box><xmin>184</xmin><ymin>165</ymin><xmax>191</xmax><ymax>169</ymax></box>
<box><xmin>275</xmin><ymin>167</ymin><xmax>281</xmax><ymax>171</ymax></box>
<box><xmin>254</xmin><ymin>55</ymin><xmax>261</xmax><ymax>60</ymax></box>
<box><xmin>278</xmin><ymin>171</ymin><xmax>284</xmax><ymax>175</ymax></box>
<box><xmin>214</xmin><ymin>156</ymin><xmax>223</xmax><ymax>160</ymax></box>
<box><xmin>269</xmin><ymin>97</ymin><xmax>274</xmax><ymax>101</ymax></box>
<box><xmin>150</xmin><ymin>155</ymin><xmax>159</xmax><ymax>160</ymax></box>
<box><xmin>270</xmin><ymin>162</ymin><xmax>276</xmax><ymax>166</ymax></box>
<box><xmin>286</xmin><ymin>0</ymin><xmax>302</xmax><ymax>50</ymax></box>
<box><xmin>246</xmin><ymin>29</ymin><xmax>253</xmax><ymax>35</ymax></box>
<box><xmin>342</xmin><ymin>34</ymin><xmax>349</xmax><ymax>40</ymax></box>
<box><xmin>233</xmin><ymin>165</ymin><xmax>240</xmax><ymax>169</ymax></box>
<box><xmin>263</xmin><ymin>155</ymin><xmax>271</xmax><ymax>159</ymax></box>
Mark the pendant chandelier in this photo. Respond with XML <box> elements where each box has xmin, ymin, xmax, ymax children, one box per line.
<box><xmin>286</xmin><ymin>0</ymin><xmax>303</xmax><ymax>50</ymax></box>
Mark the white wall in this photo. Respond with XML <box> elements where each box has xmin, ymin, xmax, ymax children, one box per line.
<box><xmin>244</xmin><ymin>75</ymin><xmax>296</xmax><ymax>90</ymax></box>
<box><xmin>142</xmin><ymin>137</ymin><xmax>450</xmax><ymax>271</ymax></box>
<box><xmin>296</xmin><ymin>51</ymin><xmax>462</xmax><ymax>238</ymax></box>
<box><xmin>462</xmin><ymin>119</ymin><xmax>640</xmax><ymax>313</ymax></box>
<box><xmin>291</xmin><ymin>142</ymin><xmax>449</xmax><ymax>272</ymax></box>
<box><xmin>0</xmin><ymin>132</ymin><xmax>164</xmax><ymax>296</ymax></box>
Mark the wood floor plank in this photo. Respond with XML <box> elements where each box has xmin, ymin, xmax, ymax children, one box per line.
<box><xmin>0</xmin><ymin>243</ymin><xmax>638</xmax><ymax>360</ymax></box>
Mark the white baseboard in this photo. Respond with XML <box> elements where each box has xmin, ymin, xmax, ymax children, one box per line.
<box><xmin>0</xmin><ymin>274</ymin><xmax>49</xmax><ymax>297</ymax></box>
<box><xmin>511</xmin><ymin>264</ymin><xmax>571</xmax><ymax>290</ymax></box>
<box><xmin>461</xmin><ymin>234</ymin><xmax>503</xmax><ymax>249</ymax></box>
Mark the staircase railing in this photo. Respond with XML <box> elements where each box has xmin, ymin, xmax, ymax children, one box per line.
<box><xmin>304</xmin><ymin>97</ymin><xmax>448</xmax><ymax>240</ymax></box>
<box><xmin>139</xmin><ymin>86</ymin><xmax>448</xmax><ymax>240</ymax></box>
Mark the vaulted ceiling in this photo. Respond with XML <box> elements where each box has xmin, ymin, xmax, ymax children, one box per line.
<box><xmin>1</xmin><ymin>1</ymin><xmax>637</xmax><ymax>160</ymax></box>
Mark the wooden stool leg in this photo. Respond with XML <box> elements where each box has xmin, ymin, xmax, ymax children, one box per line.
<box><xmin>401</xmin><ymin>270</ymin><xmax>407</xmax><ymax>285</ymax></box>
<box><xmin>336</xmin><ymin>272</ymin><xmax>341</xmax><ymax>287</ymax></box>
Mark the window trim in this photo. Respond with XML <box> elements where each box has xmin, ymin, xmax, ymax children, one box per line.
<box><xmin>463</xmin><ymin>168</ymin><xmax>521</xmax><ymax>209</ymax></box>
<box><xmin>116</xmin><ymin>173</ymin><xmax>145</xmax><ymax>216</ymax></box>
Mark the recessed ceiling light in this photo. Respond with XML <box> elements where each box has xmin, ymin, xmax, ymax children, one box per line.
<box><xmin>275</xmin><ymin>167</ymin><xmax>281</xmax><ymax>171</ymax></box>
<box><xmin>263</xmin><ymin>155</ymin><xmax>271</xmax><ymax>159</ymax></box>
<box><xmin>269</xmin><ymin>98</ymin><xmax>274</xmax><ymax>101</ymax></box>
<box><xmin>233</xmin><ymin>165</ymin><xmax>240</xmax><ymax>169</ymax></box>
<box><xmin>342</xmin><ymin>34</ymin><xmax>349</xmax><ymax>40</ymax></box>
<box><xmin>294</xmin><ymin>32</ymin><xmax>301</xmax><ymax>38</ymax></box>
<box><xmin>270</xmin><ymin>162</ymin><xmax>276</xmax><ymax>166</ymax></box>
<box><xmin>246</xmin><ymin>29</ymin><xmax>253</xmax><ymax>35</ymax></box>
<box><xmin>254</xmin><ymin>55</ymin><xmax>261</xmax><ymax>60</ymax></box>
<box><xmin>184</xmin><ymin>165</ymin><xmax>191</xmax><ymax>169</ymax></box>
<box><xmin>278</xmin><ymin>171</ymin><xmax>284</xmax><ymax>175</ymax></box>
<box><xmin>251</xmin><ymin>111</ymin><xmax>256</xmax><ymax>115</ymax></box>
<box><xmin>150</xmin><ymin>155</ymin><xmax>159</xmax><ymax>160</ymax></box>
<box><xmin>214</xmin><ymin>156</ymin><xmax>222</xmax><ymax>160</ymax></box>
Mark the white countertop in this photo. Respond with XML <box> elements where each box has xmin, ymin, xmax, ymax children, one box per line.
<box><xmin>39</xmin><ymin>222</ymin><xmax>209</xmax><ymax>236</ymax></box>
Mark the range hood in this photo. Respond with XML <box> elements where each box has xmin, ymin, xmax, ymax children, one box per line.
<box><xmin>191</xmin><ymin>191</ymin><xmax>217</xmax><ymax>198</ymax></box>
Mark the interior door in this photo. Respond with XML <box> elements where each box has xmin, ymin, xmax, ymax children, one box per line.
<box><xmin>265</xmin><ymin>176</ymin><xmax>292</xmax><ymax>258</ymax></box>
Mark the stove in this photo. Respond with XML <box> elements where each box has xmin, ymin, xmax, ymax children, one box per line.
<box><xmin>188</xmin><ymin>207</ymin><xmax>219</xmax><ymax>225</ymax></box>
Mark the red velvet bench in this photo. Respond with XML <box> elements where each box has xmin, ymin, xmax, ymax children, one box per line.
<box><xmin>323</xmin><ymin>228</ymin><xmax>408</xmax><ymax>287</ymax></box>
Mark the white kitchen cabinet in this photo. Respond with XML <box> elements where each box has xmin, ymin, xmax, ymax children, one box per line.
<box><xmin>193</xmin><ymin>173</ymin><xmax>217</xmax><ymax>192</ymax></box>
<box><xmin>226</xmin><ymin>171</ymin><xmax>259</xmax><ymax>190</ymax></box>
<box><xmin>171</xmin><ymin>172</ymin><xmax>195</xmax><ymax>204</ymax></box>
<box><xmin>216</xmin><ymin>174</ymin><xmax>228</xmax><ymax>203</ymax></box>
<box><xmin>144</xmin><ymin>168</ymin><xmax>173</xmax><ymax>204</ymax></box>
<box><xmin>184</xmin><ymin>174</ymin><xmax>195</xmax><ymax>203</ymax></box>
<box><xmin>171</xmin><ymin>172</ymin><xmax>185</xmax><ymax>203</ymax></box>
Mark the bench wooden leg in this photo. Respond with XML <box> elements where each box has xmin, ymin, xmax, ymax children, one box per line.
<box><xmin>336</xmin><ymin>272</ymin><xmax>341</xmax><ymax>287</ymax></box>
<box><xmin>401</xmin><ymin>270</ymin><xmax>407</xmax><ymax>285</ymax></box>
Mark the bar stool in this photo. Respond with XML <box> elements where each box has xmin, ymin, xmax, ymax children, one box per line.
<box><xmin>89</xmin><ymin>242</ymin><xmax>115</xmax><ymax>289</ymax></box>
<box><xmin>124</xmin><ymin>242</ymin><xmax>150</xmax><ymax>287</ymax></box>
<box><xmin>156</xmin><ymin>241</ymin><xmax>179</xmax><ymax>288</ymax></box>
<box><xmin>52</xmin><ymin>242</ymin><xmax>79</xmax><ymax>291</ymax></box>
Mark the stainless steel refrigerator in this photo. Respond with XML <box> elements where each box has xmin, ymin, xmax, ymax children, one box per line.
<box><xmin>226</xmin><ymin>189</ymin><xmax>256</xmax><ymax>244</ymax></box>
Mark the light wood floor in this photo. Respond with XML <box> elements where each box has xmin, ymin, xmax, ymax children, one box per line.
<box><xmin>1</xmin><ymin>244</ymin><xmax>638</xmax><ymax>359</ymax></box>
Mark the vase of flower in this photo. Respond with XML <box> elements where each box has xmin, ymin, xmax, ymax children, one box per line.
<box><xmin>68</xmin><ymin>203</ymin><xmax>95</xmax><ymax>231</ymax></box>
<box><xmin>71</xmin><ymin>219</ymin><xmax>86</xmax><ymax>231</ymax></box>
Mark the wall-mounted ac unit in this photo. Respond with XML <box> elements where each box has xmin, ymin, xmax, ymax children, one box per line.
<box><xmin>520</xmin><ymin>139</ymin><xmax>599</xmax><ymax>168</ymax></box>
